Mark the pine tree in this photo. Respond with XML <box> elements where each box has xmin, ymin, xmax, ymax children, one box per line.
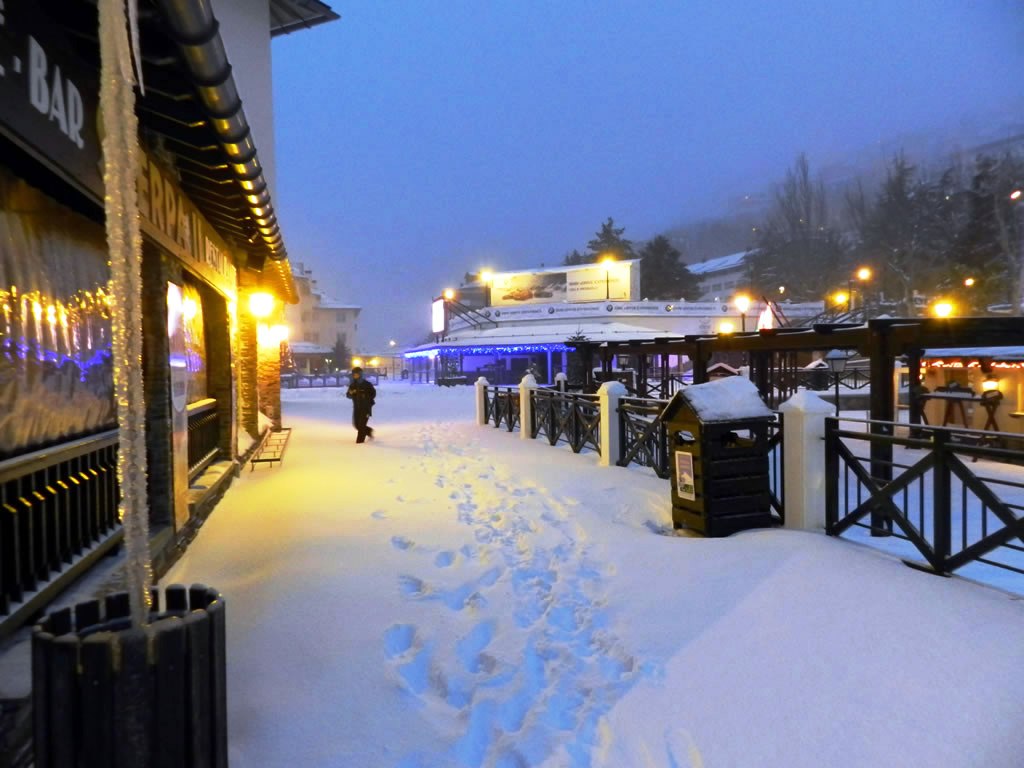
<box><xmin>587</xmin><ymin>217</ymin><xmax>636</xmax><ymax>262</ymax></box>
<box><xmin>638</xmin><ymin>235</ymin><xmax>701</xmax><ymax>300</ymax></box>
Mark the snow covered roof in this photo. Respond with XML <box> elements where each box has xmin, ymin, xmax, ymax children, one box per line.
<box><xmin>407</xmin><ymin>322</ymin><xmax>676</xmax><ymax>353</ymax></box>
<box><xmin>923</xmin><ymin>346</ymin><xmax>1024</xmax><ymax>361</ymax></box>
<box><xmin>316</xmin><ymin>297</ymin><xmax>361</xmax><ymax>311</ymax></box>
<box><xmin>686</xmin><ymin>251</ymin><xmax>751</xmax><ymax>276</ymax></box>
<box><xmin>679</xmin><ymin>376</ymin><xmax>774</xmax><ymax>422</ymax></box>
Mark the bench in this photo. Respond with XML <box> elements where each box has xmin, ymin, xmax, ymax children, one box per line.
<box><xmin>250</xmin><ymin>428</ymin><xmax>292</xmax><ymax>470</ymax></box>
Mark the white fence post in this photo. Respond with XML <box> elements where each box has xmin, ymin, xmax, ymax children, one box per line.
<box><xmin>598</xmin><ymin>380</ymin><xmax>627</xmax><ymax>467</ymax></box>
<box><xmin>778</xmin><ymin>388</ymin><xmax>834</xmax><ymax>530</ymax></box>
<box><xmin>519</xmin><ymin>374</ymin><xmax>538</xmax><ymax>440</ymax></box>
<box><xmin>554</xmin><ymin>372</ymin><xmax>568</xmax><ymax>392</ymax></box>
<box><xmin>475</xmin><ymin>376</ymin><xmax>489</xmax><ymax>426</ymax></box>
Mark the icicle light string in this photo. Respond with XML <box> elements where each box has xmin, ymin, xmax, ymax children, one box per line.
<box><xmin>99</xmin><ymin>0</ymin><xmax>151</xmax><ymax>627</ymax></box>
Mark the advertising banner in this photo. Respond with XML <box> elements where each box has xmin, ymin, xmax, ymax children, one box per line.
<box><xmin>491</xmin><ymin>261</ymin><xmax>638</xmax><ymax>306</ymax></box>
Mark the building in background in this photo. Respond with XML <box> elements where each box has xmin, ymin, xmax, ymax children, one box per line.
<box><xmin>0</xmin><ymin>0</ymin><xmax>337</xmax><ymax>636</ymax></box>
<box><xmin>688</xmin><ymin>251</ymin><xmax>752</xmax><ymax>301</ymax></box>
<box><xmin>284</xmin><ymin>262</ymin><xmax>361</xmax><ymax>372</ymax></box>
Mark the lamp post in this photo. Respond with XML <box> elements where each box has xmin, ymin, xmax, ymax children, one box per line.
<box><xmin>600</xmin><ymin>256</ymin><xmax>615</xmax><ymax>300</ymax></box>
<box><xmin>825</xmin><ymin>348</ymin><xmax>849</xmax><ymax>418</ymax></box>
<box><xmin>480</xmin><ymin>270</ymin><xmax>493</xmax><ymax>307</ymax></box>
<box><xmin>734</xmin><ymin>294</ymin><xmax>751</xmax><ymax>332</ymax></box>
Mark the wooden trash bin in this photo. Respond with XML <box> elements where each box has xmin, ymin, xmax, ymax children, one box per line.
<box><xmin>661</xmin><ymin>377</ymin><xmax>777</xmax><ymax>537</ymax></box>
<box><xmin>32</xmin><ymin>584</ymin><xmax>227</xmax><ymax>768</ymax></box>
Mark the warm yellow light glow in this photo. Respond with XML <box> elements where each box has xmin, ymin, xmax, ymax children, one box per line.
<box><xmin>269</xmin><ymin>324</ymin><xmax>289</xmax><ymax>344</ymax></box>
<box><xmin>719</xmin><ymin>321</ymin><xmax>735</xmax><ymax>334</ymax></box>
<box><xmin>369</xmin><ymin>357</ymin><xmax>380</xmax><ymax>367</ymax></box>
<box><xmin>932</xmin><ymin>301</ymin><xmax>955</xmax><ymax>318</ymax></box>
<box><xmin>443</xmin><ymin>289</ymin><xmax>455</xmax><ymax>300</ymax></box>
<box><xmin>480</xmin><ymin>271</ymin><xmax>494</xmax><ymax>284</ymax></box>
<box><xmin>832</xmin><ymin>291</ymin><xmax>849</xmax><ymax>306</ymax></box>
<box><xmin>249</xmin><ymin>292</ymin><xmax>275</xmax><ymax>318</ymax></box>
<box><xmin>600</xmin><ymin>255</ymin><xmax>616</xmax><ymax>268</ymax></box>
<box><xmin>733</xmin><ymin>294</ymin><xmax>751</xmax><ymax>314</ymax></box>
<box><xmin>856</xmin><ymin>267</ymin><xmax>872</xmax><ymax>281</ymax></box>
<box><xmin>352</xmin><ymin>357</ymin><xmax>364</xmax><ymax>367</ymax></box>
<box><xmin>963</xmin><ymin>277</ymin><xmax>976</xmax><ymax>287</ymax></box>
<box><xmin>182</xmin><ymin>297</ymin><xmax>198</xmax><ymax>321</ymax></box>
<box><xmin>981</xmin><ymin>377</ymin><xmax>1000</xmax><ymax>392</ymax></box>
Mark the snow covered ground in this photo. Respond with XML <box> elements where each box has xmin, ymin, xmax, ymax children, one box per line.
<box><xmin>164</xmin><ymin>382</ymin><xmax>1024</xmax><ymax>767</ymax></box>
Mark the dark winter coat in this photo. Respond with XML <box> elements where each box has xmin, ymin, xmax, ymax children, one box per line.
<box><xmin>346</xmin><ymin>377</ymin><xmax>376</xmax><ymax>415</ymax></box>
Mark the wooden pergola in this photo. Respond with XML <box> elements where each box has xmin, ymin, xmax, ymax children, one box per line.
<box><xmin>579</xmin><ymin>317</ymin><xmax>1024</xmax><ymax>424</ymax></box>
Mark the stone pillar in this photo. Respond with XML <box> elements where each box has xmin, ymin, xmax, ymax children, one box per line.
<box><xmin>598</xmin><ymin>380</ymin><xmax>627</xmax><ymax>467</ymax></box>
<box><xmin>257</xmin><ymin>338</ymin><xmax>282</xmax><ymax>431</ymax></box>
<box><xmin>236</xmin><ymin>288</ymin><xmax>260</xmax><ymax>439</ymax></box>
<box><xmin>475</xmin><ymin>376</ymin><xmax>489</xmax><ymax>425</ymax></box>
<box><xmin>519</xmin><ymin>373</ymin><xmax>537</xmax><ymax>440</ymax></box>
<box><xmin>778</xmin><ymin>388</ymin><xmax>834</xmax><ymax>530</ymax></box>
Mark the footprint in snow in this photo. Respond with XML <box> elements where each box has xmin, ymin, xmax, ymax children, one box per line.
<box><xmin>383</xmin><ymin>623</ymin><xmax>418</xmax><ymax>659</ymax></box>
<box><xmin>435</xmin><ymin>551</ymin><xmax>456</xmax><ymax>568</ymax></box>
<box><xmin>392</xmin><ymin>536</ymin><xmax>415</xmax><ymax>551</ymax></box>
<box><xmin>371</xmin><ymin>510</ymin><xmax>388</xmax><ymax>520</ymax></box>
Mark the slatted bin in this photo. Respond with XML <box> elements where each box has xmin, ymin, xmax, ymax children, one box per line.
<box><xmin>32</xmin><ymin>584</ymin><xmax>227</xmax><ymax>768</ymax></box>
<box><xmin>661</xmin><ymin>377</ymin><xmax>778</xmax><ymax>537</ymax></box>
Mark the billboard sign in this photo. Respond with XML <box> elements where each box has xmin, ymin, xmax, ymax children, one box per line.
<box><xmin>431</xmin><ymin>298</ymin><xmax>447</xmax><ymax>334</ymax></box>
<box><xmin>491</xmin><ymin>261</ymin><xmax>639</xmax><ymax>306</ymax></box>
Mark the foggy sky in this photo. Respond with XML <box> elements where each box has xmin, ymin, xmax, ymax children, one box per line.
<box><xmin>271</xmin><ymin>0</ymin><xmax>1023</xmax><ymax>351</ymax></box>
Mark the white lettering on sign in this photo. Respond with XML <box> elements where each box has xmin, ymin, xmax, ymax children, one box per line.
<box><xmin>27</xmin><ymin>37</ymin><xmax>84</xmax><ymax>148</ymax></box>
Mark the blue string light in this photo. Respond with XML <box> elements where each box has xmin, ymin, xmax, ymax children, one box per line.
<box><xmin>404</xmin><ymin>342</ymin><xmax>575</xmax><ymax>359</ymax></box>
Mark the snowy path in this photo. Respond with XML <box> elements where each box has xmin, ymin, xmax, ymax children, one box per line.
<box><xmin>165</xmin><ymin>384</ymin><xmax>1024</xmax><ymax>767</ymax></box>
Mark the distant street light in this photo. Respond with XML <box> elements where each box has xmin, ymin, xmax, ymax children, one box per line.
<box><xmin>718</xmin><ymin>320</ymin><xmax>735</xmax><ymax>334</ymax></box>
<box><xmin>443</xmin><ymin>288</ymin><xmax>455</xmax><ymax>301</ymax></box>
<box><xmin>1011</xmin><ymin>189</ymin><xmax>1022</xmax><ymax>201</ymax></box>
<box><xmin>932</xmin><ymin>301</ymin><xmax>955</xmax><ymax>318</ymax></box>
<box><xmin>389</xmin><ymin>339</ymin><xmax>397</xmax><ymax>347</ymax></box>
<box><xmin>964</xmin><ymin>277</ymin><xmax>975</xmax><ymax>287</ymax></box>
<box><xmin>856</xmin><ymin>267</ymin><xmax>873</xmax><ymax>282</ymax></box>
<box><xmin>832</xmin><ymin>291</ymin><xmax>850</xmax><ymax>312</ymax></box>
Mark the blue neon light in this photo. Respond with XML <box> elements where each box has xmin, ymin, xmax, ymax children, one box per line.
<box><xmin>404</xmin><ymin>342</ymin><xmax>575</xmax><ymax>359</ymax></box>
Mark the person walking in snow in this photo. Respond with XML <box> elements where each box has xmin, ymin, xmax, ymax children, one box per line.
<box><xmin>346</xmin><ymin>366</ymin><xmax>376</xmax><ymax>443</ymax></box>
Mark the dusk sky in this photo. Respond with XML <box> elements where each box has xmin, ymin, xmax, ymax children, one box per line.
<box><xmin>271</xmin><ymin>1</ymin><xmax>1023</xmax><ymax>350</ymax></box>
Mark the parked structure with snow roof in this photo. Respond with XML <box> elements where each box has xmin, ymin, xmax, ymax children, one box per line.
<box><xmin>404</xmin><ymin>260</ymin><xmax>823</xmax><ymax>385</ymax></box>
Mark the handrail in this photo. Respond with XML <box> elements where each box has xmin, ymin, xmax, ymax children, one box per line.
<box><xmin>186</xmin><ymin>398</ymin><xmax>218</xmax><ymax>416</ymax></box>
<box><xmin>0</xmin><ymin>429</ymin><xmax>119</xmax><ymax>484</ymax></box>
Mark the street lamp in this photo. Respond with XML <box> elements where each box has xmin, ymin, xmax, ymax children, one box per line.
<box><xmin>718</xmin><ymin>320</ymin><xmax>735</xmax><ymax>334</ymax></box>
<box><xmin>932</xmin><ymin>301</ymin><xmax>955</xmax><ymax>319</ymax></box>
<box><xmin>480</xmin><ymin>270</ymin><xmax>494</xmax><ymax>306</ymax></box>
<box><xmin>600</xmin><ymin>256</ymin><xmax>615</xmax><ymax>300</ymax></box>
<box><xmin>964</xmin><ymin>277</ymin><xmax>975</xmax><ymax>287</ymax></box>
<box><xmin>734</xmin><ymin>294</ymin><xmax>751</xmax><ymax>332</ymax></box>
<box><xmin>832</xmin><ymin>291</ymin><xmax>850</xmax><ymax>312</ymax></box>
<box><xmin>389</xmin><ymin>339</ymin><xmax>397</xmax><ymax>347</ymax></box>
<box><xmin>249</xmin><ymin>291</ymin><xmax>275</xmax><ymax>318</ymax></box>
<box><xmin>443</xmin><ymin>288</ymin><xmax>455</xmax><ymax>301</ymax></box>
<box><xmin>824</xmin><ymin>348</ymin><xmax>849</xmax><ymax>417</ymax></box>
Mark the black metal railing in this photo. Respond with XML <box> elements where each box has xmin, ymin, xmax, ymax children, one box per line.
<box><xmin>617</xmin><ymin>397</ymin><xmax>669</xmax><ymax>478</ymax></box>
<box><xmin>187</xmin><ymin>399</ymin><xmax>220</xmax><ymax>480</ymax></box>
<box><xmin>767</xmin><ymin>414</ymin><xmax>784</xmax><ymax>522</ymax></box>
<box><xmin>795</xmin><ymin>368</ymin><xmax>871</xmax><ymax>392</ymax></box>
<box><xmin>531</xmin><ymin>389</ymin><xmax>601</xmax><ymax>455</ymax></box>
<box><xmin>485</xmin><ymin>386</ymin><xmax>520</xmax><ymax>432</ymax></box>
<box><xmin>826</xmin><ymin>417</ymin><xmax>1024</xmax><ymax>579</ymax></box>
<box><xmin>0</xmin><ymin>430</ymin><xmax>120</xmax><ymax>619</ymax></box>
